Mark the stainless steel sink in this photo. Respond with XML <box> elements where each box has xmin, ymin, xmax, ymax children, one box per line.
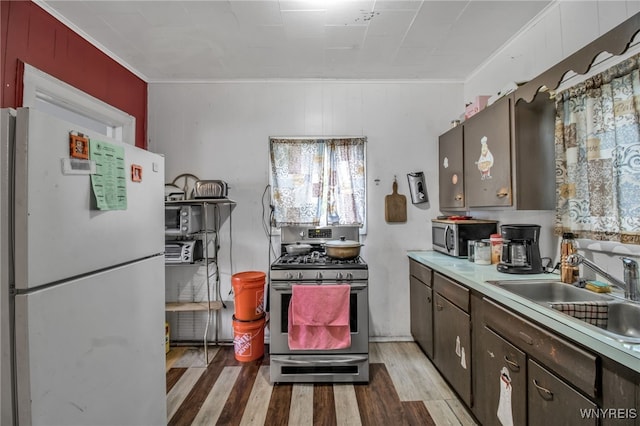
<box><xmin>487</xmin><ymin>279</ymin><xmax>640</xmax><ymax>344</ymax></box>
<box><xmin>600</xmin><ymin>302</ymin><xmax>640</xmax><ymax>344</ymax></box>
<box><xmin>487</xmin><ymin>280</ymin><xmax>615</xmax><ymax>304</ymax></box>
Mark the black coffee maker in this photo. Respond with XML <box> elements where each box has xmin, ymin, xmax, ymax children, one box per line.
<box><xmin>497</xmin><ymin>224</ymin><xmax>543</xmax><ymax>274</ymax></box>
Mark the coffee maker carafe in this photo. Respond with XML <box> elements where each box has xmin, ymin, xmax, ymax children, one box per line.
<box><xmin>497</xmin><ymin>224</ymin><xmax>543</xmax><ymax>274</ymax></box>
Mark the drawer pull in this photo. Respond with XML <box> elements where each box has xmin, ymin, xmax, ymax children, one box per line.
<box><xmin>532</xmin><ymin>379</ymin><xmax>554</xmax><ymax>400</ymax></box>
<box><xmin>518</xmin><ymin>331</ymin><xmax>533</xmax><ymax>345</ymax></box>
<box><xmin>503</xmin><ymin>356</ymin><xmax>520</xmax><ymax>371</ymax></box>
<box><xmin>454</xmin><ymin>194</ymin><xmax>463</xmax><ymax>201</ymax></box>
<box><xmin>496</xmin><ymin>188</ymin><xmax>509</xmax><ymax>198</ymax></box>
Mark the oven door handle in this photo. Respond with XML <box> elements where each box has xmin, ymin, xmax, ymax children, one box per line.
<box><xmin>271</xmin><ymin>283</ymin><xmax>367</xmax><ymax>291</ymax></box>
<box><xmin>348</xmin><ymin>283</ymin><xmax>367</xmax><ymax>290</ymax></box>
<box><xmin>271</xmin><ymin>283</ymin><xmax>292</xmax><ymax>291</ymax></box>
<box><xmin>271</xmin><ymin>355</ymin><xmax>368</xmax><ymax>365</ymax></box>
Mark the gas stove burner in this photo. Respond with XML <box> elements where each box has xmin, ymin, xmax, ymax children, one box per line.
<box><xmin>280</xmin><ymin>251</ymin><xmax>324</xmax><ymax>264</ymax></box>
<box><xmin>273</xmin><ymin>254</ymin><xmax>366</xmax><ymax>267</ymax></box>
<box><xmin>272</xmin><ymin>224</ymin><xmax>367</xmax><ymax>276</ymax></box>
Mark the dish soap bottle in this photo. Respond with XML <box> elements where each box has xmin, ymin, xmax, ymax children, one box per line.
<box><xmin>560</xmin><ymin>232</ymin><xmax>579</xmax><ymax>283</ymax></box>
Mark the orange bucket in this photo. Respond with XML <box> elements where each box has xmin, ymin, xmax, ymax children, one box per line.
<box><xmin>232</xmin><ymin>315</ymin><xmax>265</xmax><ymax>362</ymax></box>
<box><xmin>232</xmin><ymin>271</ymin><xmax>266</xmax><ymax>321</ymax></box>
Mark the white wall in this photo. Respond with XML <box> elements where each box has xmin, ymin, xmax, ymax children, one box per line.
<box><xmin>466</xmin><ymin>2</ymin><xmax>640</xmax><ymax>285</ymax></box>
<box><xmin>150</xmin><ymin>3</ymin><xmax>640</xmax><ymax>342</ymax></box>
<box><xmin>149</xmin><ymin>81</ymin><xmax>463</xmax><ymax>340</ymax></box>
<box><xmin>465</xmin><ymin>1</ymin><xmax>640</xmax><ymax>103</ymax></box>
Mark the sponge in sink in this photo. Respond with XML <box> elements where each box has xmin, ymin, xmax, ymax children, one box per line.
<box><xmin>585</xmin><ymin>280</ymin><xmax>611</xmax><ymax>293</ymax></box>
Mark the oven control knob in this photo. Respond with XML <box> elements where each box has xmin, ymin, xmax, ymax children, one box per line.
<box><xmin>316</xmin><ymin>272</ymin><xmax>323</xmax><ymax>280</ymax></box>
<box><xmin>336</xmin><ymin>272</ymin><xmax>343</xmax><ymax>281</ymax></box>
<box><xmin>346</xmin><ymin>273</ymin><xmax>353</xmax><ymax>281</ymax></box>
<box><xmin>297</xmin><ymin>272</ymin><xmax>304</xmax><ymax>280</ymax></box>
<box><xmin>286</xmin><ymin>272</ymin><xmax>294</xmax><ymax>280</ymax></box>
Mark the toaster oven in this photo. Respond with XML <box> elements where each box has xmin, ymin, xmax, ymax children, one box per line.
<box><xmin>165</xmin><ymin>240</ymin><xmax>203</xmax><ymax>264</ymax></box>
<box><xmin>165</xmin><ymin>204</ymin><xmax>202</xmax><ymax>236</ymax></box>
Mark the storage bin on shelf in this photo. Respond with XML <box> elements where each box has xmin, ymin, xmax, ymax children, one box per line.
<box><xmin>465</xmin><ymin>95</ymin><xmax>491</xmax><ymax>119</ymax></box>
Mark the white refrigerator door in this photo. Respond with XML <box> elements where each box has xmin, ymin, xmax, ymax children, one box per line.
<box><xmin>13</xmin><ymin>107</ymin><xmax>165</xmax><ymax>290</ymax></box>
<box><xmin>14</xmin><ymin>256</ymin><xmax>166</xmax><ymax>426</ymax></box>
<box><xmin>1</xmin><ymin>108</ymin><xmax>15</xmax><ymax>426</ymax></box>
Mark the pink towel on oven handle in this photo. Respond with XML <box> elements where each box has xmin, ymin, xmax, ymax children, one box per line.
<box><xmin>288</xmin><ymin>284</ymin><xmax>351</xmax><ymax>350</ymax></box>
<box><xmin>291</xmin><ymin>284</ymin><xmax>350</xmax><ymax>326</ymax></box>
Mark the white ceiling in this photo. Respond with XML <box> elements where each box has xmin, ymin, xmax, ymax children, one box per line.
<box><xmin>39</xmin><ymin>0</ymin><xmax>553</xmax><ymax>82</ymax></box>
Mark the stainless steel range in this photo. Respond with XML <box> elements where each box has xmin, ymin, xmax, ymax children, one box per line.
<box><xmin>269</xmin><ymin>225</ymin><xmax>369</xmax><ymax>383</ymax></box>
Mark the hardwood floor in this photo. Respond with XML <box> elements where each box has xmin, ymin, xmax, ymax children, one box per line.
<box><xmin>166</xmin><ymin>342</ymin><xmax>477</xmax><ymax>426</ymax></box>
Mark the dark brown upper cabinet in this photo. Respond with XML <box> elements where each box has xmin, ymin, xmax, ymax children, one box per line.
<box><xmin>438</xmin><ymin>125</ymin><xmax>465</xmax><ymax>210</ymax></box>
<box><xmin>439</xmin><ymin>92</ymin><xmax>555</xmax><ymax>212</ymax></box>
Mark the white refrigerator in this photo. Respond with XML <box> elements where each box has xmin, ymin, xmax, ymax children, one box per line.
<box><xmin>1</xmin><ymin>108</ymin><xmax>167</xmax><ymax>425</ymax></box>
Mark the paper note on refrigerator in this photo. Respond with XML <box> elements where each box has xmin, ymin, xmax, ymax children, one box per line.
<box><xmin>89</xmin><ymin>140</ymin><xmax>127</xmax><ymax>210</ymax></box>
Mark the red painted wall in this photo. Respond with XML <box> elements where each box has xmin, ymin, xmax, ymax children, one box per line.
<box><xmin>1</xmin><ymin>1</ymin><xmax>147</xmax><ymax>148</ymax></box>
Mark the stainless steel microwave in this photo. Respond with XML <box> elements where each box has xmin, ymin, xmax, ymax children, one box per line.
<box><xmin>432</xmin><ymin>219</ymin><xmax>497</xmax><ymax>257</ymax></box>
<box><xmin>165</xmin><ymin>204</ymin><xmax>202</xmax><ymax>236</ymax></box>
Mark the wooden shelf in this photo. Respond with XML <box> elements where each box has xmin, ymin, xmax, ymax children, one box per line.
<box><xmin>165</xmin><ymin>301</ymin><xmax>223</xmax><ymax>312</ymax></box>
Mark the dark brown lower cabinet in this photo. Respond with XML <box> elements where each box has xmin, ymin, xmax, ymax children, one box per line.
<box><xmin>474</xmin><ymin>295</ymin><xmax>601</xmax><ymax>426</ymax></box>
<box><xmin>528</xmin><ymin>359</ymin><xmax>597</xmax><ymax>426</ymax></box>
<box><xmin>474</xmin><ymin>326</ymin><xmax>527</xmax><ymax>426</ymax></box>
<box><xmin>601</xmin><ymin>359</ymin><xmax>640</xmax><ymax>426</ymax></box>
<box><xmin>408</xmin><ymin>260</ymin><xmax>640</xmax><ymax>426</ymax></box>
<box><xmin>433</xmin><ymin>292</ymin><xmax>471</xmax><ymax>406</ymax></box>
<box><xmin>409</xmin><ymin>275</ymin><xmax>433</xmax><ymax>358</ymax></box>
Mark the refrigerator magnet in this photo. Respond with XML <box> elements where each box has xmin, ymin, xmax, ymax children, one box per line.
<box><xmin>69</xmin><ymin>133</ymin><xmax>89</xmax><ymax>160</ymax></box>
<box><xmin>131</xmin><ymin>164</ymin><xmax>143</xmax><ymax>182</ymax></box>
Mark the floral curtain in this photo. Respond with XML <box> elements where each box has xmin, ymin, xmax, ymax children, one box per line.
<box><xmin>554</xmin><ymin>53</ymin><xmax>640</xmax><ymax>244</ymax></box>
<box><xmin>325</xmin><ymin>139</ymin><xmax>366</xmax><ymax>225</ymax></box>
<box><xmin>270</xmin><ymin>137</ymin><xmax>366</xmax><ymax>227</ymax></box>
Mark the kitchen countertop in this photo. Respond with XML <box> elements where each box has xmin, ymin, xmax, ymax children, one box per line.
<box><xmin>408</xmin><ymin>250</ymin><xmax>640</xmax><ymax>373</ymax></box>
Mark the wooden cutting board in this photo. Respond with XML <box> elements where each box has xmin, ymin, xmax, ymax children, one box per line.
<box><xmin>385</xmin><ymin>180</ymin><xmax>407</xmax><ymax>223</ymax></box>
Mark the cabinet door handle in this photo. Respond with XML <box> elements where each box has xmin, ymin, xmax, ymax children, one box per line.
<box><xmin>496</xmin><ymin>191</ymin><xmax>509</xmax><ymax>198</ymax></box>
<box><xmin>454</xmin><ymin>194</ymin><xmax>463</xmax><ymax>201</ymax></box>
<box><xmin>427</xmin><ymin>296</ymin><xmax>432</xmax><ymax>303</ymax></box>
<box><xmin>503</xmin><ymin>356</ymin><xmax>520</xmax><ymax>371</ymax></box>
<box><xmin>436</xmin><ymin>303</ymin><xmax>444</xmax><ymax>311</ymax></box>
<box><xmin>532</xmin><ymin>379</ymin><xmax>554</xmax><ymax>400</ymax></box>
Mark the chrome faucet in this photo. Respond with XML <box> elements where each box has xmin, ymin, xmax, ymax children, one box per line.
<box><xmin>566</xmin><ymin>254</ymin><xmax>639</xmax><ymax>302</ymax></box>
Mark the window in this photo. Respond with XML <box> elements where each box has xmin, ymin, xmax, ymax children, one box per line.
<box><xmin>269</xmin><ymin>137</ymin><xmax>366</xmax><ymax>229</ymax></box>
<box><xmin>21</xmin><ymin>64</ymin><xmax>135</xmax><ymax>143</ymax></box>
<box><xmin>554</xmin><ymin>53</ymin><xmax>640</xmax><ymax>244</ymax></box>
